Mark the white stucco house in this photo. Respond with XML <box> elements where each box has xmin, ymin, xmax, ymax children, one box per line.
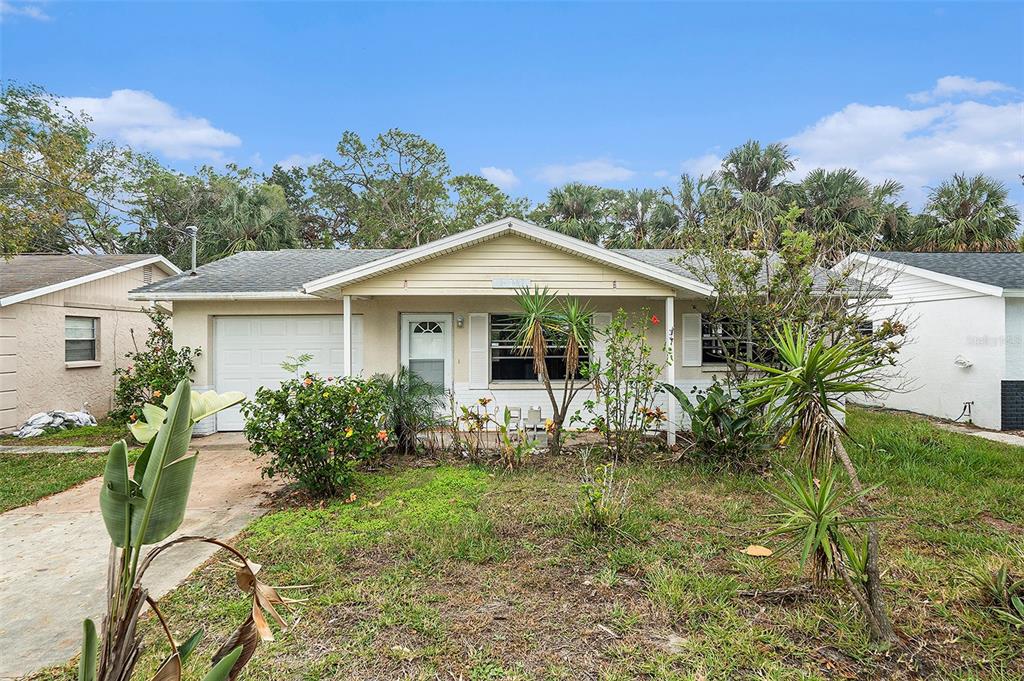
<box><xmin>0</xmin><ymin>254</ymin><xmax>179</xmax><ymax>431</ymax></box>
<box><xmin>844</xmin><ymin>251</ymin><xmax>1024</xmax><ymax>431</ymax></box>
<box><xmin>133</xmin><ymin>217</ymin><xmax>852</xmax><ymax>441</ymax></box>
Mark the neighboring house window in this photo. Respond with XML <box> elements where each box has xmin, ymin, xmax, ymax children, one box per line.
<box><xmin>856</xmin><ymin>320</ymin><xmax>875</xmax><ymax>337</ymax></box>
<box><xmin>489</xmin><ymin>314</ymin><xmax>588</xmax><ymax>381</ymax></box>
<box><xmin>65</xmin><ymin>316</ymin><xmax>98</xmax><ymax>362</ymax></box>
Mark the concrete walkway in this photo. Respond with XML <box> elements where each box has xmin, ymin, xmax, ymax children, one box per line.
<box><xmin>934</xmin><ymin>422</ymin><xmax>1024</xmax><ymax>448</ymax></box>
<box><xmin>0</xmin><ymin>437</ymin><xmax>281</xmax><ymax>679</ymax></box>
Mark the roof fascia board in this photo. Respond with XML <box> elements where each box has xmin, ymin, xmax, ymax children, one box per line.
<box><xmin>302</xmin><ymin>217</ymin><xmax>714</xmax><ymax>297</ymax></box>
<box><xmin>1</xmin><ymin>255</ymin><xmax>181</xmax><ymax>307</ymax></box>
<box><xmin>127</xmin><ymin>291</ymin><xmax>316</xmax><ymax>301</ymax></box>
<box><xmin>845</xmin><ymin>252</ymin><xmax>1004</xmax><ymax>298</ymax></box>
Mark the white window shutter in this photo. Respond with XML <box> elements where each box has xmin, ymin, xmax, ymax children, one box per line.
<box><xmin>468</xmin><ymin>313</ymin><xmax>489</xmax><ymax>389</ymax></box>
<box><xmin>681</xmin><ymin>313</ymin><xmax>702</xmax><ymax>367</ymax></box>
<box><xmin>591</xmin><ymin>312</ymin><xmax>612</xmax><ymax>368</ymax></box>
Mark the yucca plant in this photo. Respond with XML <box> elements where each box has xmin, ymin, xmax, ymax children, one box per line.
<box><xmin>80</xmin><ymin>379</ymin><xmax>299</xmax><ymax>681</ymax></box>
<box><xmin>511</xmin><ymin>287</ymin><xmax>595</xmax><ymax>455</ymax></box>
<box><xmin>764</xmin><ymin>469</ymin><xmax>879</xmax><ymax>589</ymax></box>
<box><xmin>744</xmin><ymin>324</ymin><xmax>896</xmax><ymax>643</ymax></box>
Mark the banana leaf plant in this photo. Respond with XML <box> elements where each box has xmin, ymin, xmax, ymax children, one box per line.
<box><xmin>80</xmin><ymin>379</ymin><xmax>300</xmax><ymax>681</ymax></box>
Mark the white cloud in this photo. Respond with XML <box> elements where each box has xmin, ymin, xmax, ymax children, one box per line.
<box><xmin>61</xmin><ymin>89</ymin><xmax>241</xmax><ymax>160</ymax></box>
<box><xmin>0</xmin><ymin>1</ymin><xmax>50</xmax><ymax>21</ymax></box>
<box><xmin>536</xmin><ymin>158</ymin><xmax>635</xmax><ymax>185</ymax></box>
<box><xmin>680</xmin><ymin>153</ymin><xmax>723</xmax><ymax>178</ymax></box>
<box><xmin>908</xmin><ymin>75</ymin><xmax>1016</xmax><ymax>103</ymax></box>
<box><xmin>785</xmin><ymin>98</ymin><xmax>1024</xmax><ymax>206</ymax></box>
<box><xmin>277</xmin><ymin>153</ymin><xmax>323</xmax><ymax>170</ymax></box>
<box><xmin>480</xmin><ymin>166</ymin><xmax>520</xmax><ymax>189</ymax></box>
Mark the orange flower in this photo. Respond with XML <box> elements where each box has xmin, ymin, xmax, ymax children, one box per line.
<box><xmin>303</xmin><ymin>377</ymin><xmax>312</xmax><ymax>387</ymax></box>
<box><xmin>129</xmin><ymin>413</ymin><xmax>137</xmax><ymax>422</ymax></box>
<box><xmin>153</xmin><ymin>389</ymin><xmax>162</xmax><ymax>398</ymax></box>
<box><xmin>377</xmin><ymin>430</ymin><xmax>389</xmax><ymax>442</ymax></box>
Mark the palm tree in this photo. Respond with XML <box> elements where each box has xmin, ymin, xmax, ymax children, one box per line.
<box><xmin>717</xmin><ymin>141</ymin><xmax>796</xmax><ymax>247</ymax></box>
<box><xmin>604</xmin><ymin>188</ymin><xmax>679</xmax><ymax>248</ymax></box>
<box><xmin>916</xmin><ymin>174</ymin><xmax>1021</xmax><ymax>252</ymax></box>
<box><xmin>793</xmin><ymin>169</ymin><xmax>880</xmax><ymax>262</ymax></box>
<box><xmin>201</xmin><ymin>183</ymin><xmax>299</xmax><ymax>261</ymax></box>
<box><xmin>531</xmin><ymin>183</ymin><xmax>611</xmax><ymax>244</ymax></box>
<box><xmin>744</xmin><ymin>325</ymin><xmax>897</xmax><ymax>643</ymax></box>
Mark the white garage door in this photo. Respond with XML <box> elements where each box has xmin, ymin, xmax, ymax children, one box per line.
<box><xmin>214</xmin><ymin>315</ymin><xmax>363</xmax><ymax>431</ymax></box>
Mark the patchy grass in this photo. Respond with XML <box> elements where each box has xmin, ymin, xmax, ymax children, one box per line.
<box><xmin>0</xmin><ymin>422</ymin><xmax>129</xmax><ymax>447</ymax></box>
<box><xmin>0</xmin><ymin>447</ymin><xmax>140</xmax><ymax>512</ymax></box>
<box><xmin>31</xmin><ymin>409</ymin><xmax>1024</xmax><ymax>679</ymax></box>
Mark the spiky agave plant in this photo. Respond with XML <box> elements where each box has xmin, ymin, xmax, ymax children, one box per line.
<box><xmin>79</xmin><ymin>379</ymin><xmax>301</xmax><ymax>681</ymax></box>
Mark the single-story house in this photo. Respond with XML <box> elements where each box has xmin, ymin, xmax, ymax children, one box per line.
<box><xmin>133</xmin><ymin>217</ymin><xmax>776</xmax><ymax>440</ymax></box>
<box><xmin>0</xmin><ymin>254</ymin><xmax>180</xmax><ymax>431</ymax></box>
<box><xmin>844</xmin><ymin>251</ymin><xmax>1024</xmax><ymax>431</ymax></box>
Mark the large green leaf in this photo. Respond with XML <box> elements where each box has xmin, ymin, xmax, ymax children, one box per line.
<box><xmin>132</xmin><ymin>380</ymin><xmax>195</xmax><ymax>546</ymax></box>
<box><xmin>98</xmin><ymin>440</ymin><xmax>132</xmax><ymax>547</ymax></box>
<box><xmin>130</xmin><ymin>390</ymin><xmax>245</xmax><ymax>444</ymax></box>
<box><xmin>78</xmin><ymin>619</ymin><xmax>97</xmax><ymax>681</ymax></box>
<box><xmin>132</xmin><ymin>455</ymin><xmax>198</xmax><ymax>544</ymax></box>
<box><xmin>201</xmin><ymin>646</ymin><xmax>242</xmax><ymax>681</ymax></box>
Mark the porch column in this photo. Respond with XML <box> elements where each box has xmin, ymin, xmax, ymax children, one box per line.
<box><xmin>665</xmin><ymin>296</ymin><xmax>676</xmax><ymax>447</ymax></box>
<box><xmin>342</xmin><ymin>294</ymin><xmax>352</xmax><ymax>377</ymax></box>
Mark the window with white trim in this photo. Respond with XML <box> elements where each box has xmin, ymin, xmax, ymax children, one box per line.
<box><xmin>701</xmin><ymin>317</ymin><xmax>751</xmax><ymax>364</ymax></box>
<box><xmin>489</xmin><ymin>314</ymin><xmax>589</xmax><ymax>381</ymax></box>
<box><xmin>65</xmin><ymin>316</ymin><xmax>98</xmax><ymax>362</ymax></box>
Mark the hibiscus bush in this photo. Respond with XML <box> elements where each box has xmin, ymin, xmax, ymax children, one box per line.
<box><xmin>241</xmin><ymin>373</ymin><xmax>391</xmax><ymax>497</ymax></box>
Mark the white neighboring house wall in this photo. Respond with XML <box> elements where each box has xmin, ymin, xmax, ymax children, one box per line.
<box><xmin>847</xmin><ymin>256</ymin><xmax>1007</xmax><ymax>430</ymax></box>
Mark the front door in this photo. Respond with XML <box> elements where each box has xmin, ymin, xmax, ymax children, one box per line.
<box><xmin>400</xmin><ymin>313</ymin><xmax>453</xmax><ymax>392</ymax></box>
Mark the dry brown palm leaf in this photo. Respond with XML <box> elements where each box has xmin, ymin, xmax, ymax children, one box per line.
<box><xmin>232</xmin><ymin>560</ymin><xmax>306</xmax><ymax>641</ymax></box>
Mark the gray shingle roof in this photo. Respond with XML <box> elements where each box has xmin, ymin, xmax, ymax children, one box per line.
<box><xmin>131</xmin><ymin>246</ymin><xmax>866</xmax><ymax>297</ymax></box>
<box><xmin>131</xmin><ymin>249</ymin><xmax>399</xmax><ymax>295</ymax></box>
<box><xmin>865</xmin><ymin>252</ymin><xmax>1024</xmax><ymax>290</ymax></box>
<box><xmin>0</xmin><ymin>254</ymin><xmax>162</xmax><ymax>300</ymax></box>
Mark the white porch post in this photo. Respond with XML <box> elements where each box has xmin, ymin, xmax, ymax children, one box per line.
<box><xmin>342</xmin><ymin>294</ymin><xmax>352</xmax><ymax>377</ymax></box>
<box><xmin>665</xmin><ymin>296</ymin><xmax>676</xmax><ymax>447</ymax></box>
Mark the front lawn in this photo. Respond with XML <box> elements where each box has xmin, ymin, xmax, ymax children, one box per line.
<box><xmin>0</xmin><ymin>422</ymin><xmax>129</xmax><ymax>448</ymax></box>
<box><xmin>34</xmin><ymin>408</ymin><xmax>1024</xmax><ymax>679</ymax></box>
<box><xmin>0</xmin><ymin>451</ymin><xmax>110</xmax><ymax>512</ymax></box>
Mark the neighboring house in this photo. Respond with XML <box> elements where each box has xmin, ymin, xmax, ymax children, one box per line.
<box><xmin>128</xmin><ymin>217</ymin><xmax>842</xmax><ymax>439</ymax></box>
<box><xmin>844</xmin><ymin>251</ymin><xmax>1024</xmax><ymax>431</ymax></box>
<box><xmin>0</xmin><ymin>254</ymin><xmax>180</xmax><ymax>431</ymax></box>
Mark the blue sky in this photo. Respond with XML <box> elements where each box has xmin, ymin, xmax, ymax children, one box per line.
<box><xmin>3</xmin><ymin>1</ymin><xmax>1022</xmax><ymax>208</ymax></box>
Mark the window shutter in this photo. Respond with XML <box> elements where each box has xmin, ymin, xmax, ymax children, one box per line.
<box><xmin>468</xmin><ymin>313</ymin><xmax>489</xmax><ymax>389</ymax></box>
<box><xmin>591</xmin><ymin>312</ymin><xmax>612</xmax><ymax>368</ymax></box>
<box><xmin>681</xmin><ymin>313</ymin><xmax>702</xmax><ymax>367</ymax></box>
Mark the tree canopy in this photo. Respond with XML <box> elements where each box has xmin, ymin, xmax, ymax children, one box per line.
<box><xmin>2</xmin><ymin>83</ymin><xmax>1020</xmax><ymax>262</ymax></box>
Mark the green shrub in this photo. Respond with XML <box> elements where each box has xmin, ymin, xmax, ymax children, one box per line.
<box><xmin>663</xmin><ymin>382</ymin><xmax>775</xmax><ymax>469</ymax></box>
<box><xmin>110</xmin><ymin>307</ymin><xmax>200</xmax><ymax>424</ymax></box>
<box><xmin>241</xmin><ymin>373</ymin><xmax>390</xmax><ymax>497</ymax></box>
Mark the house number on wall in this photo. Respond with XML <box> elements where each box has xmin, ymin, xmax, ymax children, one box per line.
<box><xmin>492</xmin><ymin>278</ymin><xmax>532</xmax><ymax>289</ymax></box>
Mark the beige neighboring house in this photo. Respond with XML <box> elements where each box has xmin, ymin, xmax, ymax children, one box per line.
<box><xmin>0</xmin><ymin>254</ymin><xmax>180</xmax><ymax>431</ymax></box>
<box><xmin>128</xmin><ymin>218</ymin><xmax>843</xmax><ymax>440</ymax></box>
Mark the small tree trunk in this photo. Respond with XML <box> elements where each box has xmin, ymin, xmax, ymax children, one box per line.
<box><xmin>833</xmin><ymin>432</ymin><xmax>897</xmax><ymax>644</ymax></box>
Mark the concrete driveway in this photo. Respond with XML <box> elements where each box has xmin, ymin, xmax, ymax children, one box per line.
<box><xmin>0</xmin><ymin>436</ymin><xmax>281</xmax><ymax>679</ymax></box>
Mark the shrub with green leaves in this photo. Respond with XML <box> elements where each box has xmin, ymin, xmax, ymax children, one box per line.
<box><xmin>962</xmin><ymin>555</ymin><xmax>1024</xmax><ymax>630</ymax></box>
<box><xmin>663</xmin><ymin>382</ymin><xmax>775</xmax><ymax>469</ymax></box>
<box><xmin>111</xmin><ymin>307</ymin><xmax>200</xmax><ymax>424</ymax></box>
<box><xmin>241</xmin><ymin>373</ymin><xmax>390</xmax><ymax>497</ymax></box>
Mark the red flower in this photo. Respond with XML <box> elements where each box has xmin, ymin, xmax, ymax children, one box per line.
<box><xmin>650</xmin><ymin>314</ymin><xmax>660</xmax><ymax>325</ymax></box>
